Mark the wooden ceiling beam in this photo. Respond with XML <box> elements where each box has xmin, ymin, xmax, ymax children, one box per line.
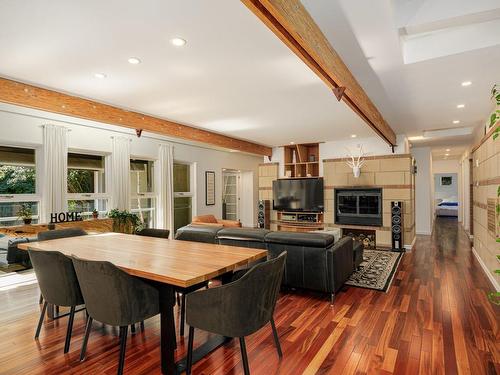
<box><xmin>0</xmin><ymin>77</ymin><xmax>272</xmax><ymax>157</ymax></box>
<box><xmin>241</xmin><ymin>0</ymin><xmax>397</xmax><ymax>146</ymax></box>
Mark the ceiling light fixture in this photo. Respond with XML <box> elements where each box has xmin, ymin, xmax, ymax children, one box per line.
<box><xmin>461</xmin><ymin>81</ymin><xmax>472</xmax><ymax>87</ymax></box>
<box><xmin>445</xmin><ymin>149</ymin><xmax>451</xmax><ymax>152</ymax></box>
<box><xmin>351</xmin><ymin>134</ymin><xmax>357</xmax><ymax>138</ymax></box>
<box><xmin>408</xmin><ymin>136</ymin><xmax>425</xmax><ymax>141</ymax></box>
<box><xmin>290</xmin><ymin>141</ymin><xmax>295</xmax><ymax>145</ymax></box>
<box><xmin>456</xmin><ymin>104</ymin><xmax>465</xmax><ymax>108</ymax></box>
<box><xmin>453</xmin><ymin>120</ymin><xmax>460</xmax><ymax>124</ymax></box>
<box><xmin>128</xmin><ymin>57</ymin><xmax>141</xmax><ymax>64</ymax></box>
<box><xmin>445</xmin><ymin>153</ymin><xmax>450</xmax><ymax>156</ymax></box>
<box><xmin>171</xmin><ymin>37</ymin><xmax>187</xmax><ymax>47</ymax></box>
<box><xmin>94</xmin><ymin>73</ymin><xmax>107</xmax><ymax>79</ymax></box>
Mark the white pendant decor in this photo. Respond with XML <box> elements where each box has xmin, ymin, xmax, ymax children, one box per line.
<box><xmin>345</xmin><ymin>145</ymin><xmax>366</xmax><ymax>178</ymax></box>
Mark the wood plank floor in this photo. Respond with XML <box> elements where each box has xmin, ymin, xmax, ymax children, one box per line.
<box><xmin>0</xmin><ymin>217</ymin><xmax>498</xmax><ymax>374</ymax></box>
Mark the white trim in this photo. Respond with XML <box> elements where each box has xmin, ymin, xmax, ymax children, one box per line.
<box><xmin>471</xmin><ymin>247</ymin><xmax>500</xmax><ymax>292</ymax></box>
<box><xmin>404</xmin><ymin>236</ymin><xmax>416</xmax><ymax>251</ymax></box>
<box><xmin>416</xmin><ymin>230</ymin><xmax>432</xmax><ymax>235</ymax></box>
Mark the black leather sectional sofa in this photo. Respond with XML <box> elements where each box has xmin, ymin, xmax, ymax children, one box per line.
<box><xmin>176</xmin><ymin>225</ymin><xmax>361</xmax><ymax>303</ymax></box>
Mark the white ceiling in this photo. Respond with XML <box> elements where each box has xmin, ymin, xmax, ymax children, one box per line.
<box><xmin>303</xmin><ymin>0</ymin><xmax>500</xmax><ymax>149</ymax></box>
<box><xmin>0</xmin><ymin>0</ymin><xmax>372</xmax><ymax>147</ymax></box>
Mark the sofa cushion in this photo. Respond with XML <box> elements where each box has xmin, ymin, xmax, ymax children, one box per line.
<box><xmin>7</xmin><ymin>237</ymin><xmax>37</xmax><ymax>265</ymax></box>
<box><xmin>217</xmin><ymin>228</ymin><xmax>270</xmax><ymax>242</ymax></box>
<box><xmin>175</xmin><ymin>225</ymin><xmax>222</xmax><ymax>244</ymax></box>
<box><xmin>265</xmin><ymin>231</ymin><xmax>335</xmax><ymax>248</ymax></box>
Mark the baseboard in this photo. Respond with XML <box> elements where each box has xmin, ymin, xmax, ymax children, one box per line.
<box><xmin>471</xmin><ymin>247</ymin><xmax>500</xmax><ymax>292</ymax></box>
<box><xmin>416</xmin><ymin>230</ymin><xmax>432</xmax><ymax>235</ymax></box>
<box><xmin>404</xmin><ymin>236</ymin><xmax>416</xmax><ymax>252</ymax></box>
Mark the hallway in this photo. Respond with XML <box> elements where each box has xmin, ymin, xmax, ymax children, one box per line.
<box><xmin>0</xmin><ymin>218</ymin><xmax>498</xmax><ymax>374</ymax></box>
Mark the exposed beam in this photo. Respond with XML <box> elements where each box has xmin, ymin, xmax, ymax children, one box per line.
<box><xmin>241</xmin><ymin>0</ymin><xmax>397</xmax><ymax>146</ymax></box>
<box><xmin>0</xmin><ymin>77</ymin><xmax>272</xmax><ymax>157</ymax></box>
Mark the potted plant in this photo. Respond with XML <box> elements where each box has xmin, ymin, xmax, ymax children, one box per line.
<box><xmin>17</xmin><ymin>203</ymin><xmax>33</xmax><ymax>225</ymax></box>
<box><xmin>92</xmin><ymin>208</ymin><xmax>99</xmax><ymax>219</ymax></box>
<box><xmin>107</xmin><ymin>209</ymin><xmax>142</xmax><ymax>234</ymax></box>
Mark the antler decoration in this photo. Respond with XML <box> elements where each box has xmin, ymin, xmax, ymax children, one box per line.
<box><xmin>345</xmin><ymin>145</ymin><xmax>366</xmax><ymax>178</ymax></box>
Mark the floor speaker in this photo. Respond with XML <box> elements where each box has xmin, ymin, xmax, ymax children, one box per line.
<box><xmin>391</xmin><ymin>201</ymin><xmax>404</xmax><ymax>251</ymax></box>
<box><xmin>257</xmin><ymin>200</ymin><xmax>270</xmax><ymax>229</ymax></box>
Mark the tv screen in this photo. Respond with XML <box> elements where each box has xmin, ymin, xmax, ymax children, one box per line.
<box><xmin>272</xmin><ymin>178</ymin><xmax>324</xmax><ymax>212</ymax></box>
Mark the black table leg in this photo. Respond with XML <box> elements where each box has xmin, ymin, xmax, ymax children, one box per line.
<box><xmin>157</xmin><ymin>283</ymin><xmax>176</xmax><ymax>375</ymax></box>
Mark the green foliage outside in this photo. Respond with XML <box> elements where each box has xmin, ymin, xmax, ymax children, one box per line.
<box><xmin>0</xmin><ymin>166</ymin><xmax>36</xmax><ymax>194</ymax></box>
<box><xmin>68</xmin><ymin>169</ymin><xmax>94</xmax><ymax>194</ymax></box>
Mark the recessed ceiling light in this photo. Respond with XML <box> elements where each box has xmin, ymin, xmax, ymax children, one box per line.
<box><xmin>456</xmin><ymin>104</ymin><xmax>465</xmax><ymax>108</ymax></box>
<box><xmin>94</xmin><ymin>73</ymin><xmax>106</xmax><ymax>79</ymax></box>
<box><xmin>445</xmin><ymin>153</ymin><xmax>450</xmax><ymax>156</ymax></box>
<box><xmin>445</xmin><ymin>149</ymin><xmax>451</xmax><ymax>152</ymax></box>
<box><xmin>453</xmin><ymin>120</ymin><xmax>460</xmax><ymax>124</ymax></box>
<box><xmin>127</xmin><ymin>57</ymin><xmax>141</xmax><ymax>64</ymax></box>
<box><xmin>290</xmin><ymin>141</ymin><xmax>295</xmax><ymax>145</ymax></box>
<box><xmin>408</xmin><ymin>136</ymin><xmax>425</xmax><ymax>141</ymax></box>
<box><xmin>461</xmin><ymin>81</ymin><xmax>472</xmax><ymax>87</ymax></box>
<box><xmin>351</xmin><ymin>134</ymin><xmax>357</xmax><ymax>138</ymax></box>
<box><xmin>171</xmin><ymin>37</ymin><xmax>187</xmax><ymax>47</ymax></box>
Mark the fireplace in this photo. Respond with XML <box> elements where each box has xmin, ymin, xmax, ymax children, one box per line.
<box><xmin>334</xmin><ymin>188</ymin><xmax>382</xmax><ymax>226</ymax></box>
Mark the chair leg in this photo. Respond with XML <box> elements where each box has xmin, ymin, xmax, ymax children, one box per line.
<box><xmin>55</xmin><ymin>305</ymin><xmax>60</xmax><ymax>316</ymax></box>
<box><xmin>239</xmin><ymin>337</ymin><xmax>250</xmax><ymax>375</ymax></box>
<box><xmin>186</xmin><ymin>326</ymin><xmax>195</xmax><ymax>375</ymax></box>
<box><xmin>117</xmin><ymin>326</ymin><xmax>128</xmax><ymax>375</ymax></box>
<box><xmin>140</xmin><ymin>321</ymin><xmax>145</xmax><ymax>332</ymax></box>
<box><xmin>176</xmin><ymin>292</ymin><xmax>181</xmax><ymax>306</ymax></box>
<box><xmin>270</xmin><ymin>317</ymin><xmax>283</xmax><ymax>358</ymax></box>
<box><xmin>180</xmin><ymin>293</ymin><xmax>186</xmax><ymax>336</ymax></box>
<box><xmin>330</xmin><ymin>292</ymin><xmax>335</xmax><ymax>306</ymax></box>
<box><xmin>80</xmin><ymin>316</ymin><xmax>93</xmax><ymax>361</ymax></box>
<box><xmin>130</xmin><ymin>323</ymin><xmax>136</xmax><ymax>334</ymax></box>
<box><xmin>38</xmin><ymin>294</ymin><xmax>43</xmax><ymax>304</ymax></box>
<box><xmin>63</xmin><ymin>306</ymin><xmax>76</xmax><ymax>353</ymax></box>
<box><xmin>35</xmin><ymin>301</ymin><xmax>48</xmax><ymax>339</ymax></box>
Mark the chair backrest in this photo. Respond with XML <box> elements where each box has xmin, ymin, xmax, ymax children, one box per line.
<box><xmin>37</xmin><ymin>228</ymin><xmax>87</xmax><ymax>241</ymax></box>
<box><xmin>71</xmin><ymin>257</ymin><xmax>160</xmax><ymax>326</ymax></box>
<box><xmin>136</xmin><ymin>228</ymin><xmax>170</xmax><ymax>239</ymax></box>
<box><xmin>28</xmin><ymin>249</ymin><xmax>84</xmax><ymax>307</ymax></box>
<box><xmin>186</xmin><ymin>251</ymin><xmax>286</xmax><ymax>338</ymax></box>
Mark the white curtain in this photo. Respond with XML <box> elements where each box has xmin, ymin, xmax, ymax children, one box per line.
<box><xmin>156</xmin><ymin>143</ymin><xmax>174</xmax><ymax>236</ymax></box>
<box><xmin>109</xmin><ymin>137</ymin><xmax>131</xmax><ymax>210</ymax></box>
<box><xmin>42</xmin><ymin>124</ymin><xmax>68</xmax><ymax>222</ymax></box>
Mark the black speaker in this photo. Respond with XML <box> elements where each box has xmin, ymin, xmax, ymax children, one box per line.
<box><xmin>391</xmin><ymin>201</ymin><xmax>404</xmax><ymax>251</ymax></box>
<box><xmin>257</xmin><ymin>200</ymin><xmax>270</xmax><ymax>229</ymax></box>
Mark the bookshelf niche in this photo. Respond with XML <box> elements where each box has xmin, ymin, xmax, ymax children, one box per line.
<box><xmin>283</xmin><ymin>143</ymin><xmax>320</xmax><ymax>178</ymax></box>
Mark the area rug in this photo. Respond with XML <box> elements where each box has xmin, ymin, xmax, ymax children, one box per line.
<box><xmin>345</xmin><ymin>249</ymin><xmax>403</xmax><ymax>292</ymax></box>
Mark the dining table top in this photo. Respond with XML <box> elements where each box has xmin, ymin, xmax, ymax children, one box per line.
<box><xmin>18</xmin><ymin>233</ymin><xmax>268</xmax><ymax>288</ymax></box>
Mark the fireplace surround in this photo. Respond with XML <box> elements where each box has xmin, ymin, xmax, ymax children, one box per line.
<box><xmin>334</xmin><ymin>188</ymin><xmax>382</xmax><ymax>226</ymax></box>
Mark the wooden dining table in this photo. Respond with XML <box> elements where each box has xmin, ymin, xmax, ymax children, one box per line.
<box><xmin>19</xmin><ymin>232</ymin><xmax>268</xmax><ymax>375</ymax></box>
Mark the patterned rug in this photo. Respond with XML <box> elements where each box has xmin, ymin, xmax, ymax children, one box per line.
<box><xmin>345</xmin><ymin>249</ymin><xmax>403</xmax><ymax>292</ymax></box>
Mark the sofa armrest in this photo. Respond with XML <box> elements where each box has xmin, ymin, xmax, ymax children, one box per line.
<box><xmin>327</xmin><ymin>237</ymin><xmax>354</xmax><ymax>293</ymax></box>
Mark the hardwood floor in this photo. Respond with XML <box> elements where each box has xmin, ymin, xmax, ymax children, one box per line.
<box><xmin>0</xmin><ymin>217</ymin><xmax>498</xmax><ymax>374</ymax></box>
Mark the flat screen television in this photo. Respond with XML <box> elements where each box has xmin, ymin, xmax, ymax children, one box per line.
<box><xmin>272</xmin><ymin>178</ymin><xmax>324</xmax><ymax>212</ymax></box>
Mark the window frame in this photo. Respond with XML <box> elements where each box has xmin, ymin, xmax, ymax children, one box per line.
<box><xmin>130</xmin><ymin>157</ymin><xmax>157</xmax><ymax>228</ymax></box>
<box><xmin>0</xmin><ymin>144</ymin><xmax>41</xmax><ymax>225</ymax></box>
<box><xmin>66</xmin><ymin>150</ymin><xmax>109</xmax><ymax>217</ymax></box>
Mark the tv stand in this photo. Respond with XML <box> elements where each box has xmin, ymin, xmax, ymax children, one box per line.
<box><xmin>277</xmin><ymin>211</ymin><xmax>324</xmax><ymax>232</ymax></box>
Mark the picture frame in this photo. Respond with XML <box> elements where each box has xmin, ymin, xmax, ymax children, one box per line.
<box><xmin>205</xmin><ymin>171</ymin><xmax>215</xmax><ymax>205</ymax></box>
<box><xmin>441</xmin><ymin>176</ymin><xmax>452</xmax><ymax>186</ymax></box>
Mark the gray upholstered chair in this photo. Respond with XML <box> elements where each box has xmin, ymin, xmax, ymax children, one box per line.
<box><xmin>28</xmin><ymin>249</ymin><xmax>85</xmax><ymax>353</ymax></box>
<box><xmin>136</xmin><ymin>228</ymin><xmax>170</xmax><ymax>239</ymax></box>
<box><xmin>72</xmin><ymin>257</ymin><xmax>160</xmax><ymax>375</ymax></box>
<box><xmin>37</xmin><ymin>227</ymin><xmax>87</xmax><ymax>241</ymax></box>
<box><xmin>185</xmin><ymin>252</ymin><xmax>287</xmax><ymax>375</ymax></box>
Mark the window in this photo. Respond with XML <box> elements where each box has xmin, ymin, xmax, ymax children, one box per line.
<box><xmin>173</xmin><ymin>162</ymin><xmax>195</xmax><ymax>233</ymax></box>
<box><xmin>130</xmin><ymin>159</ymin><xmax>156</xmax><ymax>228</ymax></box>
<box><xmin>0</xmin><ymin>146</ymin><xmax>40</xmax><ymax>226</ymax></box>
<box><xmin>67</xmin><ymin>153</ymin><xmax>107</xmax><ymax>220</ymax></box>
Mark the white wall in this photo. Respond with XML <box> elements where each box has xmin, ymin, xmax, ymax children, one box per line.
<box><xmin>434</xmin><ymin>173</ymin><xmax>458</xmax><ymax>200</ymax></box>
<box><xmin>0</xmin><ymin>103</ymin><xmax>262</xmax><ymax>225</ymax></box>
<box><xmin>412</xmin><ymin>147</ymin><xmax>433</xmax><ymax>235</ymax></box>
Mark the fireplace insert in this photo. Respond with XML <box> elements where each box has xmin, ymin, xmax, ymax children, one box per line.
<box><xmin>335</xmin><ymin>188</ymin><xmax>382</xmax><ymax>226</ymax></box>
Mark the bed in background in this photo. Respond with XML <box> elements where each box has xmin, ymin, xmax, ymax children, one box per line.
<box><xmin>436</xmin><ymin>199</ymin><xmax>459</xmax><ymax>217</ymax></box>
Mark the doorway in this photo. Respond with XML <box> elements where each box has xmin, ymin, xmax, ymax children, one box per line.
<box><xmin>222</xmin><ymin>170</ymin><xmax>239</xmax><ymax>221</ymax></box>
<box><xmin>434</xmin><ymin>173</ymin><xmax>458</xmax><ymax>218</ymax></box>
<box><xmin>173</xmin><ymin>161</ymin><xmax>196</xmax><ymax>233</ymax></box>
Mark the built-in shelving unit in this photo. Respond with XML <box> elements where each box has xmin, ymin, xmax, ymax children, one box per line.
<box><xmin>283</xmin><ymin>143</ymin><xmax>319</xmax><ymax>178</ymax></box>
